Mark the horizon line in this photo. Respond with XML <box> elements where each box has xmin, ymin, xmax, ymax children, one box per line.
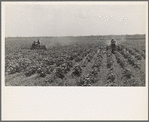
<box><xmin>5</xmin><ymin>34</ymin><xmax>146</xmax><ymax>38</ymax></box>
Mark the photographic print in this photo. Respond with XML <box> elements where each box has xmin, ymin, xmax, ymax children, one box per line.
<box><xmin>2</xmin><ymin>1</ymin><xmax>148</xmax><ymax>121</ymax></box>
<box><xmin>4</xmin><ymin>2</ymin><xmax>147</xmax><ymax>86</ymax></box>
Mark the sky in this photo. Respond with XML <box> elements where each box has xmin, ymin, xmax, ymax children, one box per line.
<box><xmin>4</xmin><ymin>2</ymin><xmax>147</xmax><ymax>37</ymax></box>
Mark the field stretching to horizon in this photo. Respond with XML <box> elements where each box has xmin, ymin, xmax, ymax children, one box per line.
<box><xmin>5</xmin><ymin>34</ymin><xmax>146</xmax><ymax>86</ymax></box>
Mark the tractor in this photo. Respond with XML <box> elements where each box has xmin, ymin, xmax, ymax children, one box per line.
<box><xmin>106</xmin><ymin>39</ymin><xmax>117</xmax><ymax>54</ymax></box>
<box><xmin>111</xmin><ymin>39</ymin><xmax>117</xmax><ymax>53</ymax></box>
<box><xmin>30</xmin><ymin>40</ymin><xmax>47</xmax><ymax>50</ymax></box>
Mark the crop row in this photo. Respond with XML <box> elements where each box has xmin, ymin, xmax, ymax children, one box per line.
<box><xmin>105</xmin><ymin>48</ymin><xmax>117</xmax><ymax>86</ymax></box>
<box><xmin>77</xmin><ymin>49</ymin><xmax>104</xmax><ymax>86</ymax></box>
<box><xmin>5</xmin><ymin>43</ymin><xmax>97</xmax><ymax>78</ymax></box>
<box><xmin>115</xmin><ymin>52</ymin><xmax>139</xmax><ymax>86</ymax></box>
<box><xmin>81</xmin><ymin>49</ymin><xmax>97</xmax><ymax>67</ymax></box>
<box><xmin>118</xmin><ymin>45</ymin><xmax>145</xmax><ymax>59</ymax></box>
<box><xmin>106</xmin><ymin>50</ymin><xmax>114</xmax><ymax>69</ymax></box>
<box><xmin>117</xmin><ymin>46</ymin><xmax>141</xmax><ymax>69</ymax></box>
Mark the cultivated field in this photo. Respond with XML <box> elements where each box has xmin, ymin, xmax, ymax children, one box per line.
<box><xmin>5</xmin><ymin>35</ymin><xmax>146</xmax><ymax>86</ymax></box>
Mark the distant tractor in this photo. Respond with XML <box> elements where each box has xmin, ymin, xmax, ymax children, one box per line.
<box><xmin>111</xmin><ymin>39</ymin><xmax>116</xmax><ymax>53</ymax></box>
<box><xmin>106</xmin><ymin>39</ymin><xmax>117</xmax><ymax>53</ymax></box>
<box><xmin>30</xmin><ymin>40</ymin><xmax>47</xmax><ymax>50</ymax></box>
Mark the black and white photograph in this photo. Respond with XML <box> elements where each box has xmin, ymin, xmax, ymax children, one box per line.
<box><xmin>1</xmin><ymin>1</ymin><xmax>148</xmax><ymax>121</ymax></box>
<box><xmin>4</xmin><ymin>2</ymin><xmax>147</xmax><ymax>86</ymax></box>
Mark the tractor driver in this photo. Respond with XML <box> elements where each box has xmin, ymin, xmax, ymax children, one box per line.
<box><xmin>111</xmin><ymin>38</ymin><xmax>114</xmax><ymax>43</ymax></box>
<box><xmin>37</xmin><ymin>40</ymin><xmax>40</xmax><ymax>45</ymax></box>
